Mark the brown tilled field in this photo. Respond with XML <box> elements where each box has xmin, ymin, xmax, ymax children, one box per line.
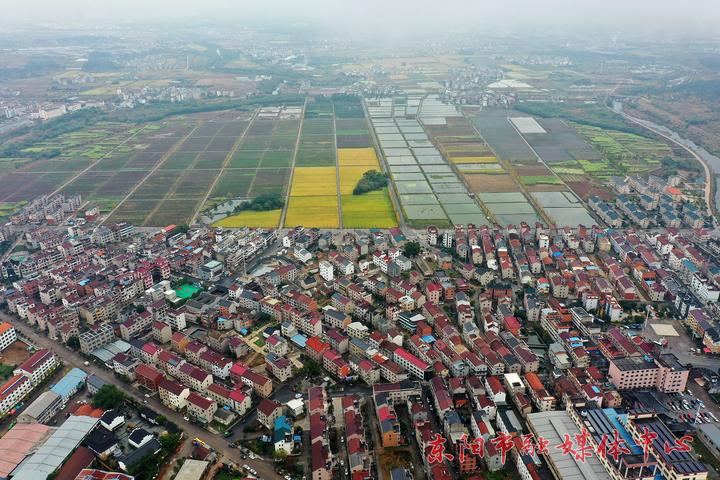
<box><xmin>568</xmin><ymin>181</ymin><xmax>614</xmax><ymax>201</ymax></box>
<box><xmin>0</xmin><ymin>340</ymin><xmax>31</xmax><ymax>366</ymax></box>
<box><xmin>516</xmin><ymin>165</ymin><xmax>553</xmax><ymax>176</ymax></box>
<box><xmin>465</xmin><ymin>173</ymin><xmax>517</xmax><ymax>193</ymax></box>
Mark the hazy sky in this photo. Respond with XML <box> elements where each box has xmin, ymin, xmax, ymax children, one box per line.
<box><xmin>4</xmin><ymin>0</ymin><xmax>720</xmax><ymax>38</ymax></box>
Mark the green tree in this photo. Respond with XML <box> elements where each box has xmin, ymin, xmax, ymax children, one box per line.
<box><xmin>402</xmin><ymin>241</ymin><xmax>421</xmax><ymax>258</ymax></box>
<box><xmin>66</xmin><ymin>336</ymin><xmax>80</xmax><ymax>351</ymax></box>
<box><xmin>352</xmin><ymin>170</ymin><xmax>387</xmax><ymax>195</ymax></box>
<box><xmin>92</xmin><ymin>384</ymin><xmax>127</xmax><ymax>409</ymax></box>
<box><xmin>273</xmin><ymin>450</ymin><xmax>288</xmax><ymax>462</ymax></box>
<box><xmin>299</xmin><ymin>359</ymin><xmax>322</xmax><ymax>378</ymax></box>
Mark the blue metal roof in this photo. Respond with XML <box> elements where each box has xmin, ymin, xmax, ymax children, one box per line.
<box><xmin>50</xmin><ymin>367</ymin><xmax>87</xmax><ymax>398</ymax></box>
<box><xmin>291</xmin><ymin>334</ymin><xmax>307</xmax><ymax>348</ymax></box>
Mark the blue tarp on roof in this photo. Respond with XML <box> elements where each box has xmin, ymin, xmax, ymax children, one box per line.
<box><xmin>50</xmin><ymin>367</ymin><xmax>87</xmax><ymax>401</ymax></box>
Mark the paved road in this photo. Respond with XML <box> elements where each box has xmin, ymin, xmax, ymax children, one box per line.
<box><xmin>1</xmin><ymin>312</ymin><xmax>282</xmax><ymax>480</ymax></box>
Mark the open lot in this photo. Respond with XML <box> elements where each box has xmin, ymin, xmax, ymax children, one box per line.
<box><xmin>0</xmin><ymin>340</ymin><xmax>32</xmax><ymax>367</ymax></box>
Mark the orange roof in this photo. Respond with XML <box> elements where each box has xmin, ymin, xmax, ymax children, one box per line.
<box><xmin>666</xmin><ymin>186</ymin><xmax>682</xmax><ymax>195</ymax></box>
<box><xmin>0</xmin><ymin>322</ymin><xmax>13</xmax><ymax>336</ymax></box>
<box><xmin>75</xmin><ymin>404</ymin><xmax>93</xmax><ymax>416</ymax></box>
<box><xmin>524</xmin><ymin>372</ymin><xmax>544</xmax><ymax>391</ymax></box>
<box><xmin>90</xmin><ymin>408</ymin><xmax>104</xmax><ymax>418</ymax></box>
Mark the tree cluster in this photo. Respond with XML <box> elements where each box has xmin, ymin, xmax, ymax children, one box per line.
<box><xmin>353</xmin><ymin>170</ymin><xmax>387</xmax><ymax>195</ymax></box>
<box><xmin>92</xmin><ymin>384</ymin><xmax>127</xmax><ymax>409</ymax></box>
<box><xmin>233</xmin><ymin>193</ymin><xmax>284</xmax><ymax>212</ymax></box>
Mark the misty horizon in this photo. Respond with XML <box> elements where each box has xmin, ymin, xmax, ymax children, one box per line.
<box><xmin>2</xmin><ymin>0</ymin><xmax>720</xmax><ymax>40</ymax></box>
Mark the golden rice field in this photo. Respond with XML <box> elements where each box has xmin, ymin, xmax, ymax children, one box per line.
<box><xmin>213</xmin><ymin>209</ymin><xmax>281</xmax><ymax>228</ymax></box>
<box><xmin>290</xmin><ymin>167</ymin><xmax>337</xmax><ymax>196</ymax></box>
<box><xmin>342</xmin><ymin>189</ymin><xmax>397</xmax><ymax>228</ymax></box>
<box><xmin>338</xmin><ymin>148</ymin><xmax>379</xmax><ymax>167</ymax></box>
<box><xmin>450</xmin><ymin>156</ymin><xmax>497</xmax><ymax>164</ymax></box>
<box><xmin>285</xmin><ymin>195</ymin><xmax>339</xmax><ymax>228</ymax></box>
<box><xmin>338</xmin><ymin>148</ymin><xmax>383</xmax><ymax>194</ymax></box>
<box><xmin>340</xmin><ymin>165</ymin><xmax>377</xmax><ymax>195</ymax></box>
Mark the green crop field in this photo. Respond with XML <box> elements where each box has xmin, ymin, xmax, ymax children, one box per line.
<box><xmin>520</xmin><ymin>175</ymin><xmax>564</xmax><ymax>185</ymax></box>
<box><xmin>572</xmin><ymin>123</ymin><xmax>670</xmax><ymax>167</ymax></box>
